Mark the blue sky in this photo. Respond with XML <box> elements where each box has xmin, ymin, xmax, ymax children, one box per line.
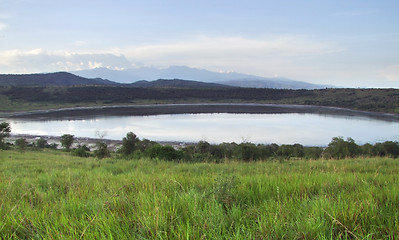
<box><xmin>0</xmin><ymin>0</ymin><xmax>398</xmax><ymax>87</ymax></box>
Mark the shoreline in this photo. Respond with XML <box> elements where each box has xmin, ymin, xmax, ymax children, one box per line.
<box><xmin>3</xmin><ymin>103</ymin><xmax>399</xmax><ymax>121</ymax></box>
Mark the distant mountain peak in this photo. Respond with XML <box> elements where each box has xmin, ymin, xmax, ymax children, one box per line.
<box><xmin>128</xmin><ymin>79</ymin><xmax>233</xmax><ymax>89</ymax></box>
<box><xmin>72</xmin><ymin>66</ymin><xmax>332</xmax><ymax>89</ymax></box>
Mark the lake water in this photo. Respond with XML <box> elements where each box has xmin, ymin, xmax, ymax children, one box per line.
<box><xmin>5</xmin><ymin>113</ymin><xmax>399</xmax><ymax>146</ymax></box>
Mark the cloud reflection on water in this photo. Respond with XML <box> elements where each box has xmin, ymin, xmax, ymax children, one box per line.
<box><xmin>7</xmin><ymin>113</ymin><xmax>399</xmax><ymax>146</ymax></box>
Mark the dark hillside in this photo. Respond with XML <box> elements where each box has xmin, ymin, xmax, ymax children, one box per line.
<box><xmin>0</xmin><ymin>72</ymin><xmax>117</xmax><ymax>86</ymax></box>
<box><xmin>2</xmin><ymin>86</ymin><xmax>399</xmax><ymax>113</ymax></box>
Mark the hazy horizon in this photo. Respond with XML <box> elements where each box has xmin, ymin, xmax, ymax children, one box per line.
<box><xmin>1</xmin><ymin>0</ymin><xmax>398</xmax><ymax>88</ymax></box>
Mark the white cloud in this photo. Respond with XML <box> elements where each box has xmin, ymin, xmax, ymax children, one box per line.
<box><xmin>123</xmin><ymin>35</ymin><xmax>339</xmax><ymax>60</ymax></box>
<box><xmin>0</xmin><ymin>35</ymin><xmax>397</xmax><ymax>88</ymax></box>
<box><xmin>0</xmin><ymin>35</ymin><xmax>341</xmax><ymax>75</ymax></box>
<box><xmin>0</xmin><ymin>49</ymin><xmax>132</xmax><ymax>73</ymax></box>
<box><xmin>0</xmin><ymin>22</ymin><xmax>7</xmax><ymax>31</ymax></box>
<box><xmin>88</xmin><ymin>61</ymin><xmax>103</xmax><ymax>69</ymax></box>
<box><xmin>117</xmin><ymin>35</ymin><xmax>341</xmax><ymax>78</ymax></box>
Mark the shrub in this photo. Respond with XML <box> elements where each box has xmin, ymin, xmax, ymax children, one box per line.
<box><xmin>72</xmin><ymin>147</ymin><xmax>91</xmax><ymax>158</ymax></box>
<box><xmin>72</xmin><ymin>144</ymin><xmax>91</xmax><ymax>157</ymax></box>
<box><xmin>60</xmin><ymin>134</ymin><xmax>74</xmax><ymax>151</ymax></box>
<box><xmin>213</xmin><ymin>175</ymin><xmax>240</xmax><ymax>210</ymax></box>
<box><xmin>94</xmin><ymin>142</ymin><xmax>111</xmax><ymax>159</ymax></box>
<box><xmin>375</xmin><ymin>141</ymin><xmax>399</xmax><ymax>158</ymax></box>
<box><xmin>324</xmin><ymin>137</ymin><xmax>360</xmax><ymax>159</ymax></box>
<box><xmin>15</xmin><ymin>138</ymin><xmax>27</xmax><ymax>150</ymax></box>
<box><xmin>119</xmin><ymin>132</ymin><xmax>140</xmax><ymax>156</ymax></box>
<box><xmin>0</xmin><ymin>122</ymin><xmax>11</xmax><ymax>149</ymax></box>
<box><xmin>147</xmin><ymin>144</ymin><xmax>183</xmax><ymax>162</ymax></box>
<box><xmin>36</xmin><ymin>137</ymin><xmax>48</xmax><ymax>148</ymax></box>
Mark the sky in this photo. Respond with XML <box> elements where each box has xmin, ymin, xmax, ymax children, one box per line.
<box><xmin>0</xmin><ymin>0</ymin><xmax>398</xmax><ymax>88</ymax></box>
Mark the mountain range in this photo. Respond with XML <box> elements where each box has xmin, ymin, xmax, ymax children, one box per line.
<box><xmin>0</xmin><ymin>66</ymin><xmax>332</xmax><ymax>89</ymax></box>
<box><xmin>72</xmin><ymin>66</ymin><xmax>331</xmax><ymax>89</ymax></box>
<box><xmin>0</xmin><ymin>72</ymin><xmax>234</xmax><ymax>89</ymax></box>
<box><xmin>0</xmin><ymin>72</ymin><xmax>115</xmax><ymax>87</ymax></box>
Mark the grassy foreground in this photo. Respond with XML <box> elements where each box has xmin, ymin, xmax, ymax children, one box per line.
<box><xmin>0</xmin><ymin>150</ymin><xmax>398</xmax><ymax>239</ymax></box>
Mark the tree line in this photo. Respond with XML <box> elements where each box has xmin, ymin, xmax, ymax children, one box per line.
<box><xmin>1</xmin><ymin>122</ymin><xmax>398</xmax><ymax>161</ymax></box>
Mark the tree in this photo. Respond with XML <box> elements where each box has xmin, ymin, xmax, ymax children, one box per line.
<box><xmin>120</xmin><ymin>132</ymin><xmax>140</xmax><ymax>156</ymax></box>
<box><xmin>303</xmin><ymin>147</ymin><xmax>323</xmax><ymax>159</ymax></box>
<box><xmin>94</xmin><ymin>142</ymin><xmax>110</xmax><ymax>159</ymax></box>
<box><xmin>324</xmin><ymin>137</ymin><xmax>360</xmax><ymax>159</ymax></box>
<box><xmin>36</xmin><ymin>137</ymin><xmax>48</xmax><ymax>148</ymax></box>
<box><xmin>72</xmin><ymin>144</ymin><xmax>91</xmax><ymax>158</ymax></box>
<box><xmin>0</xmin><ymin>122</ymin><xmax>11</xmax><ymax>149</ymax></box>
<box><xmin>376</xmin><ymin>141</ymin><xmax>399</xmax><ymax>158</ymax></box>
<box><xmin>195</xmin><ymin>141</ymin><xmax>211</xmax><ymax>154</ymax></box>
<box><xmin>15</xmin><ymin>138</ymin><xmax>27</xmax><ymax>150</ymax></box>
<box><xmin>60</xmin><ymin>134</ymin><xmax>74</xmax><ymax>151</ymax></box>
<box><xmin>237</xmin><ymin>142</ymin><xmax>260</xmax><ymax>161</ymax></box>
<box><xmin>147</xmin><ymin>144</ymin><xmax>183</xmax><ymax>162</ymax></box>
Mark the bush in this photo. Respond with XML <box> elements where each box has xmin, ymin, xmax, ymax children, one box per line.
<box><xmin>375</xmin><ymin>141</ymin><xmax>399</xmax><ymax>158</ymax></box>
<box><xmin>60</xmin><ymin>134</ymin><xmax>74</xmax><ymax>151</ymax></box>
<box><xmin>15</xmin><ymin>138</ymin><xmax>27</xmax><ymax>150</ymax></box>
<box><xmin>147</xmin><ymin>144</ymin><xmax>183</xmax><ymax>162</ymax></box>
<box><xmin>303</xmin><ymin>147</ymin><xmax>323</xmax><ymax>159</ymax></box>
<box><xmin>324</xmin><ymin>137</ymin><xmax>360</xmax><ymax>159</ymax></box>
<box><xmin>94</xmin><ymin>142</ymin><xmax>111</xmax><ymax>159</ymax></box>
<box><xmin>72</xmin><ymin>146</ymin><xmax>91</xmax><ymax>158</ymax></box>
<box><xmin>277</xmin><ymin>144</ymin><xmax>304</xmax><ymax>159</ymax></box>
<box><xmin>119</xmin><ymin>132</ymin><xmax>140</xmax><ymax>156</ymax></box>
<box><xmin>213</xmin><ymin>175</ymin><xmax>240</xmax><ymax>210</ymax></box>
<box><xmin>236</xmin><ymin>143</ymin><xmax>260</xmax><ymax>161</ymax></box>
<box><xmin>72</xmin><ymin>144</ymin><xmax>91</xmax><ymax>157</ymax></box>
<box><xmin>36</xmin><ymin>137</ymin><xmax>48</xmax><ymax>148</ymax></box>
<box><xmin>0</xmin><ymin>122</ymin><xmax>11</xmax><ymax>150</ymax></box>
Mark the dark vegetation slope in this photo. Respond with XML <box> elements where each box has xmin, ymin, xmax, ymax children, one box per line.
<box><xmin>0</xmin><ymin>72</ymin><xmax>233</xmax><ymax>88</ymax></box>
<box><xmin>1</xmin><ymin>85</ymin><xmax>399</xmax><ymax>114</ymax></box>
<box><xmin>0</xmin><ymin>72</ymin><xmax>398</xmax><ymax>114</ymax></box>
<box><xmin>0</xmin><ymin>72</ymin><xmax>116</xmax><ymax>86</ymax></box>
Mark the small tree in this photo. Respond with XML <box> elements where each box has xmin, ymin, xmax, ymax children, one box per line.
<box><xmin>120</xmin><ymin>132</ymin><xmax>140</xmax><ymax>156</ymax></box>
<box><xmin>94</xmin><ymin>142</ymin><xmax>110</xmax><ymax>159</ymax></box>
<box><xmin>60</xmin><ymin>134</ymin><xmax>74</xmax><ymax>151</ymax></box>
<box><xmin>147</xmin><ymin>144</ymin><xmax>183</xmax><ymax>162</ymax></box>
<box><xmin>324</xmin><ymin>137</ymin><xmax>360</xmax><ymax>159</ymax></box>
<box><xmin>15</xmin><ymin>138</ymin><xmax>27</xmax><ymax>150</ymax></box>
<box><xmin>0</xmin><ymin>122</ymin><xmax>11</xmax><ymax>149</ymax></box>
<box><xmin>376</xmin><ymin>141</ymin><xmax>399</xmax><ymax>158</ymax></box>
<box><xmin>36</xmin><ymin>137</ymin><xmax>48</xmax><ymax>148</ymax></box>
<box><xmin>72</xmin><ymin>145</ymin><xmax>91</xmax><ymax>158</ymax></box>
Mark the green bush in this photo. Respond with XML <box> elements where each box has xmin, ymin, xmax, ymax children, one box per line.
<box><xmin>147</xmin><ymin>144</ymin><xmax>183</xmax><ymax>162</ymax></box>
<box><xmin>94</xmin><ymin>142</ymin><xmax>111</xmax><ymax>159</ymax></box>
<box><xmin>72</xmin><ymin>145</ymin><xmax>91</xmax><ymax>158</ymax></box>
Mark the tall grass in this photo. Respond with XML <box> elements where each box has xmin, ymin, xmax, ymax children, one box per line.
<box><xmin>0</xmin><ymin>150</ymin><xmax>398</xmax><ymax>239</ymax></box>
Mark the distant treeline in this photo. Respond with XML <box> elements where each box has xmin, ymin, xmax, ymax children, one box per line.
<box><xmin>4</xmin><ymin>130</ymin><xmax>399</xmax><ymax>162</ymax></box>
<box><xmin>120</xmin><ymin>135</ymin><xmax>399</xmax><ymax>162</ymax></box>
<box><xmin>1</xmin><ymin>86</ymin><xmax>399</xmax><ymax>113</ymax></box>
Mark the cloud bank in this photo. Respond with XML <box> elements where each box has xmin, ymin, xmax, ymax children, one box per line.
<box><xmin>0</xmin><ymin>49</ymin><xmax>132</xmax><ymax>73</ymax></box>
<box><xmin>0</xmin><ymin>35</ymin><xmax>339</xmax><ymax>74</ymax></box>
<box><xmin>0</xmin><ymin>35</ymin><xmax>397</xmax><ymax>87</ymax></box>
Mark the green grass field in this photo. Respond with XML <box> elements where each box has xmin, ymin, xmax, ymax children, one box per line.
<box><xmin>0</xmin><ymin>150</ymin><xmax>398</xmax><ymax>239</ymax></box>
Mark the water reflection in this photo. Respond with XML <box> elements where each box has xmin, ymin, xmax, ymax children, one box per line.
<box><xmin>5</xmin><ymin>113</ymin><xmax>399</xmax><ymax>146</ymax></box>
